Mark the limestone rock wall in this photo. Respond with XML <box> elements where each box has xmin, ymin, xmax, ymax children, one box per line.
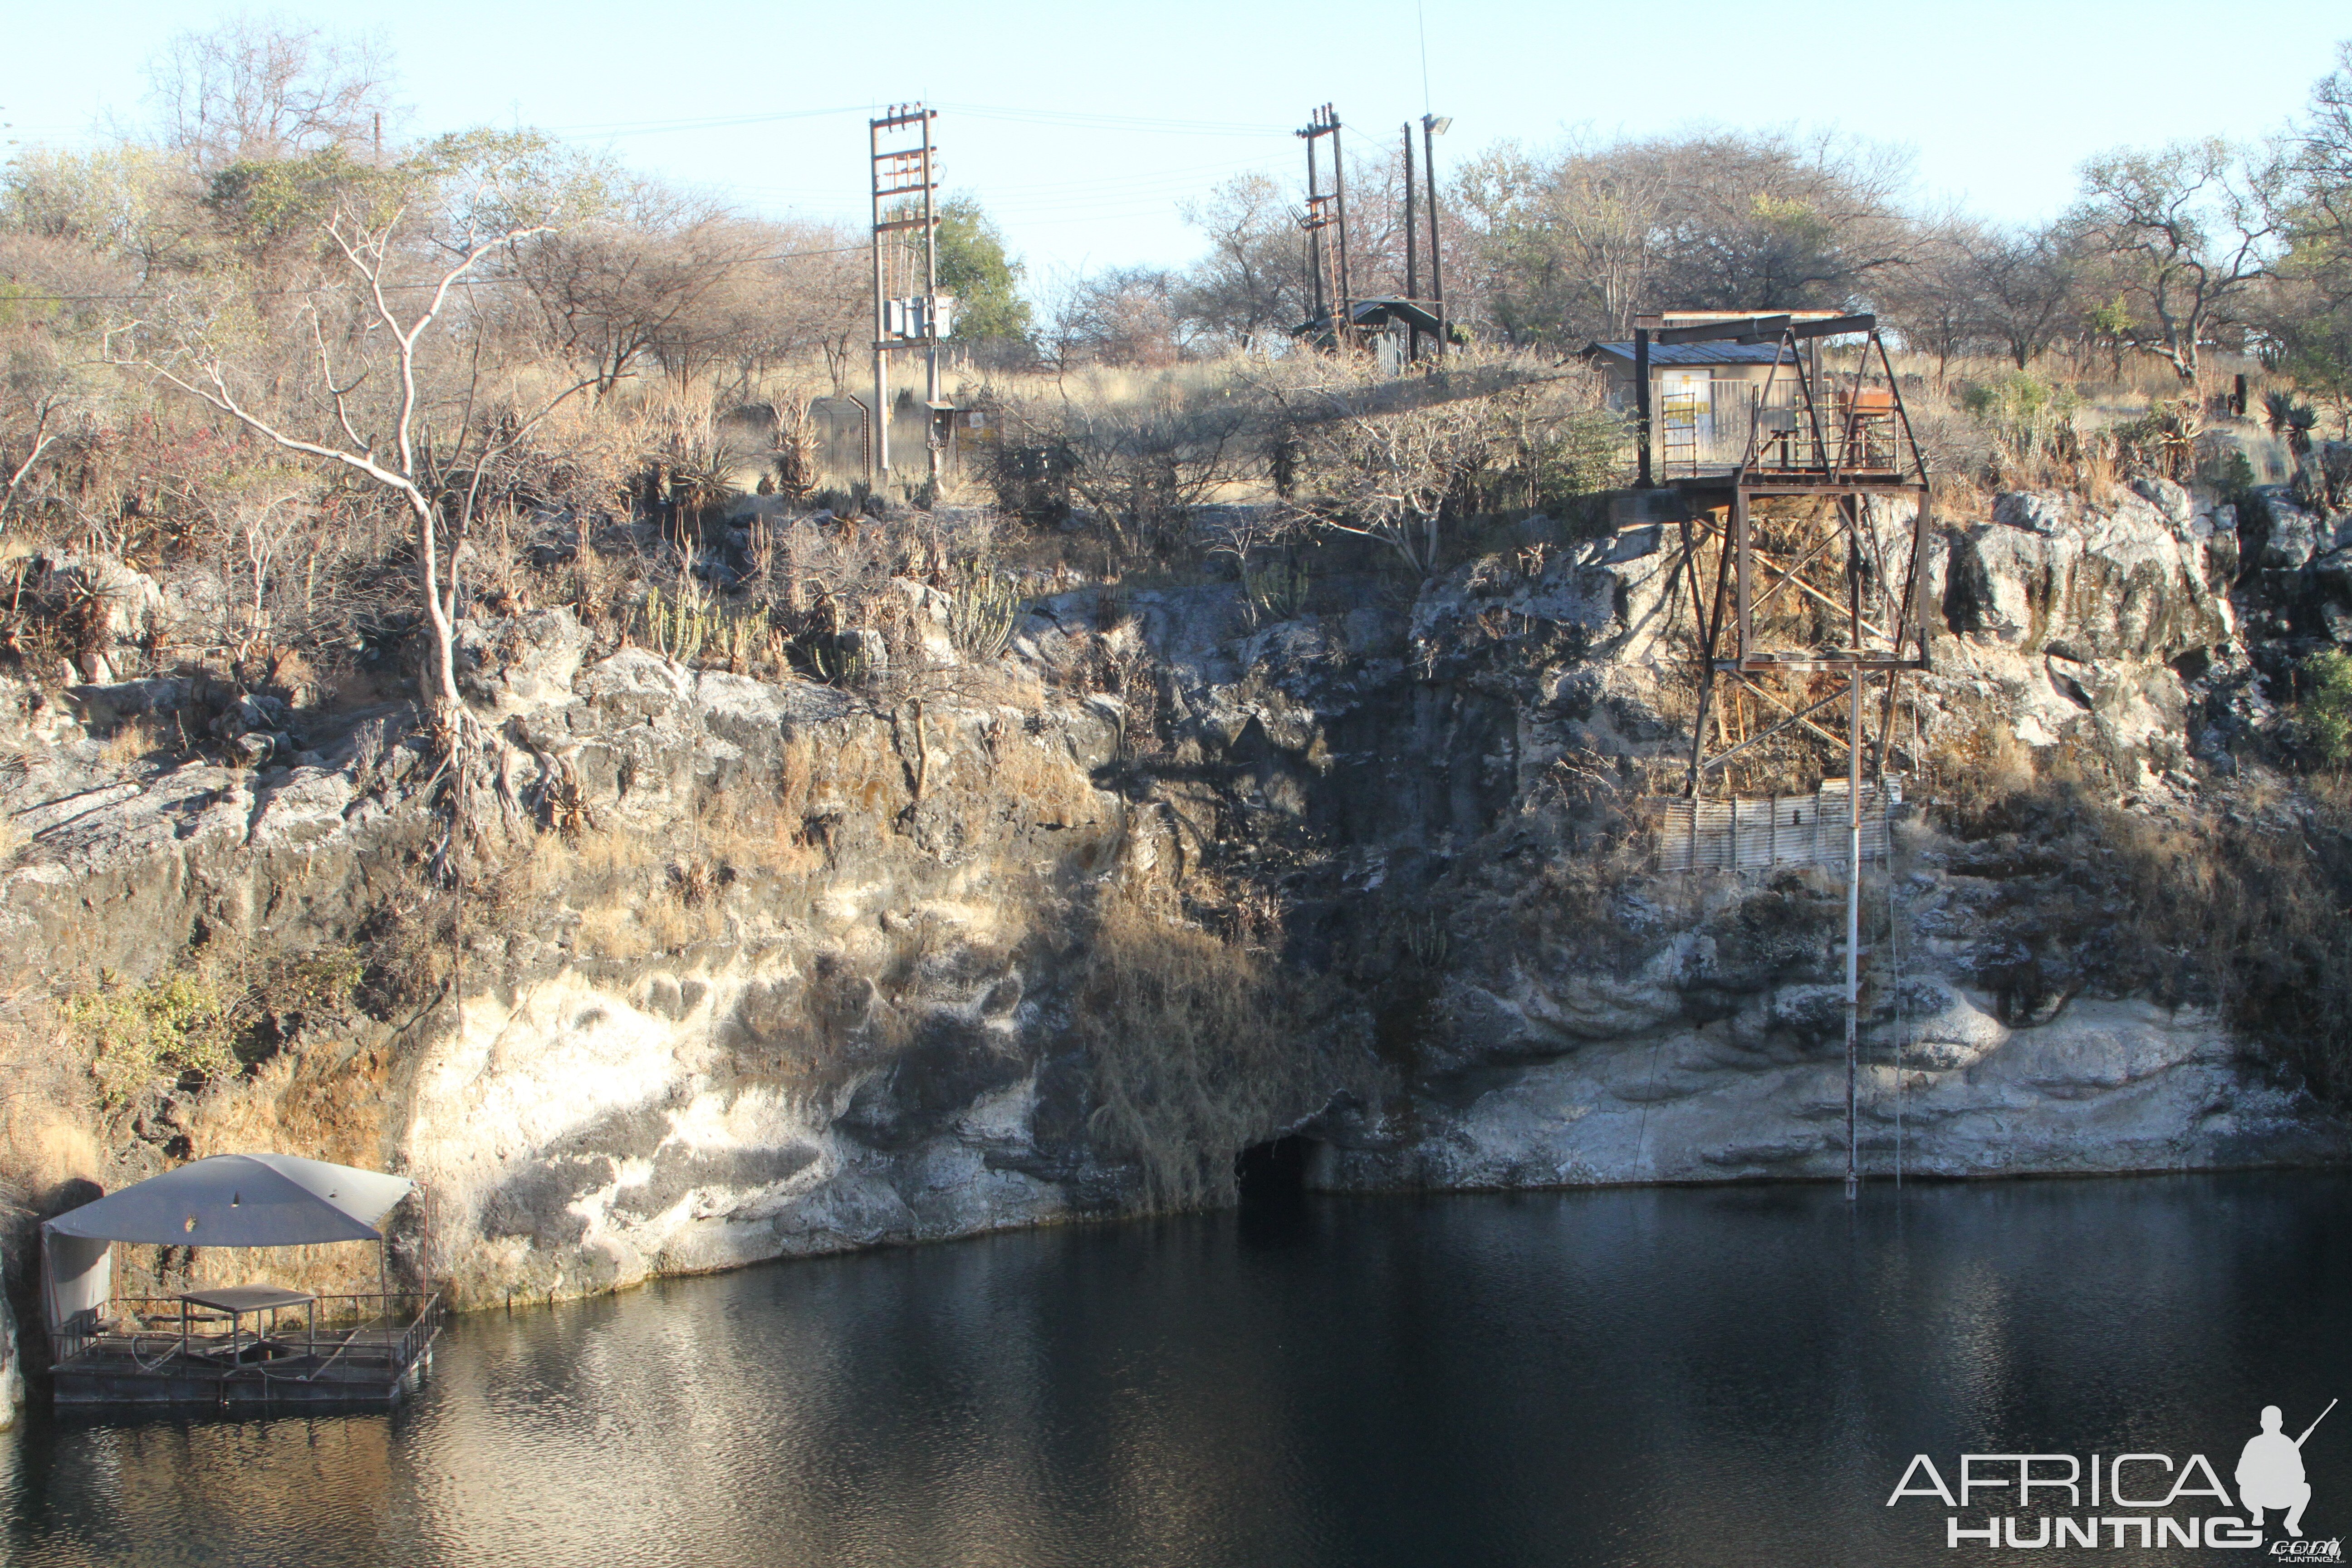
<box><xmin>2</xmin><ymin>470</ymin><xmax>2348</xmax><ymax>1321</ymax></box>
<box><xmin>0</xmin><ymin>1264</ymin><xmax>20</xmax><ymax>1430</ymax></box>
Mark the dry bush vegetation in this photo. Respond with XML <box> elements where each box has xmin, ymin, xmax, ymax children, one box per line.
<box><xmin>1925</xmin><ymin>720</ymin><xmax>2352</xmax><ymax>1093</ymax></box>
<box><xmin>1070</xmin><ymin>883</ymin><xmax>1361</xmax><ymax>1210</ymax></box>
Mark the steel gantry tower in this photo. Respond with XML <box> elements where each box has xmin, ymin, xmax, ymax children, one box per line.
<box><xmin>1645</xmin><ymin>310</ymin><xmax>1933</xmax><ymax>1199</ymax></box>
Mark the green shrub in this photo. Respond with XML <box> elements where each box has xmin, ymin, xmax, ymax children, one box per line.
<box><xmin>1960</xmin><ymin>371</ymin><xmax>2079</xmax><ymax>456</ymax></box>
<box><xmin>2300</xmin><ymin>649</ymin><xmax>2352</xmax><ymax>770</ymax></box>
<box><xmin>68</xmin><ymin>972</ymin><xmax>240</xmax><ymax>1107</ymax></box>
<box><xmin>946</xmin><ymin>562</ymin><xmax>1021</xmax><ymax>662</ymax></box>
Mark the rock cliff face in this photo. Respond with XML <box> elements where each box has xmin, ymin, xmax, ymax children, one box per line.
<box><xmin>0</xmin><ymin>1267</ymin><xmax>20</xmax><ymax>1429</ymax></box>
<box><xmin>2</xmin><ymin>472</ymin><xmax>2348</xmax><ymax>1316</ymax></box>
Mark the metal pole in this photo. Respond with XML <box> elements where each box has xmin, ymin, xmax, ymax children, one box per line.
<box><xmin>870</xmin><ymin>113</ymin><xmax>889</xmax><ymax>488</ymax></box>
<box><xmin>1402</xmin><ymin>123</ymin><xmax>1419</xmax><ymax>362</ymax></box>
<box><xmin>1634</xmin><ymin>327</ymin><xmax>1652</xmax><ymax>487</ymax></box>
<box><xmin>1844</xmin><ymin>670</ymin><xmax>1862</xmax><ymax>1201</ymax></box>
<box><xmin>1302</xmin><ymin>124</ymin><xmax>1325</xmax><ymax>326</ymax></box>
<box><xmin>1733</xmin><ymin>485</ymin><xmax>1751</xmax><ymax>653</ymax></box>
<box><xmin>1422</xmin><ymin>117</ymin><xmax>1446</xmax><ymax>358</ymax></box>
<box><xmin>922</xmin><ymin>108</ymin><xmax>941</xmax><ymax>487</ymax></box>
<box><xmin>1330</xmin><ymin>107</ymin><xmax>1353</xmax><ymax>343</ymax></box>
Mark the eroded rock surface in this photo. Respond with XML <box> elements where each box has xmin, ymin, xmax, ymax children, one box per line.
<box><xmin>3</xmin><ymin>471</ymin><xmax>2349</xmax><ymax>1314</ymax></box>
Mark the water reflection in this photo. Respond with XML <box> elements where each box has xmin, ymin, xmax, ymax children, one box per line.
<box><xmin>7</xmin><ymin>1173</ymin><xmax>2348</xmax><ymax>1566</ymax></box>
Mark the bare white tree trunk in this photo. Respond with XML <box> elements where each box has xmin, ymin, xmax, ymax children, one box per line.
<box><xmin>123</xmin><ymin>214</ymin><xmax>556</xmax><ymax>720</ymax></box>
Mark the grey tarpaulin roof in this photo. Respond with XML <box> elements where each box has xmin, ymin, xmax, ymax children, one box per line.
<box><xmin>42</xmin><ymin>1154</ymin><xmax>413</xmax><ymax>1247</ymax></box>
<box><xmin>1584</xmin><ymin>341</ymin><xmax>1790</xmax><ymax>367</ymax></box>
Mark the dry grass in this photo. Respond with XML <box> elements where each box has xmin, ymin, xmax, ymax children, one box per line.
<box><xmin>529</xmin><ymin>824</ymin><xmax>654</xmax><ymax>896</ymax></box>
<box><xmin>696</xmin><ymin>771</ymin><xmax>826</xmax><ymax>882</ymax></box>
<box><xmin>574</xmin><ymin>902</ymin><xmax>650</xmax><ymax>961</ymax></box>
<box><xmin>1070</xmin><ymin>884</ymin><xmax>1342</xmax><ymax>1210</ymax></box>
<box><xmin>640</xmin><ymin>887</ymin><xmax>721</xmax><ymax>953</ymax></box>
<box><xmin>981</xmin><ymin>717</ymin><xmax>1099</xmax><ymax>828</ymax></box>
<box><xmin>99</xmin><ymin>715</ymin><xmax>171</xmax><ymax>769</ymax></box>
<box><xmin>567</xmin><ymin>882</ymin><xmax>722</xmax><ymax>962</ymax></box>
<box><xmin>1924</xmin><ymin>713</ymin><xmax>2039</xmax><ymax>821</ymax></box>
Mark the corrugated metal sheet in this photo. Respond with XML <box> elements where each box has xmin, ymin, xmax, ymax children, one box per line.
<box><xmin>1656</xmin><ymin>781</ymin><xmax>1891</xmax><ymax>873</ymax></box>
<box><xmin>1587</xmin><ymin>341</ymin><xmax>1789</xmax><ymax>367</ymax></box>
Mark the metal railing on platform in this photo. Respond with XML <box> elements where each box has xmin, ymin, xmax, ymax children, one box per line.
<box><xmin>1656</xmin><ymin>382</ymin><xmax>1906</xmax><ymax>479</ymax></box>
<box><xmin>58</xmin><ymin>1290</ymin><xmax>441</xmax><ymax>1386</ymax></box>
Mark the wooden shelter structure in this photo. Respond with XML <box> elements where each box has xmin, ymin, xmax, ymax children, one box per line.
<box><xmin>39</xmin><ymin>1153</ymin><xmax>441</xmax><ymax>1408</ymax></box>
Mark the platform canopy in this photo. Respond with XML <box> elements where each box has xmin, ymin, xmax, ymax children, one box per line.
<box><xmin>45</xmin><ymin>1153</ymin><xmax>412</xmax><ymax>1247</ymax></box>
<box><xmin>39</xmin><ymin>1154</ymin><xmax>414</xmax><ymax>1340</ymax></box>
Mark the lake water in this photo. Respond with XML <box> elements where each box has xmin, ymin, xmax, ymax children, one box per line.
<box><xmin>5</xmin><ymin>1173</ymin><xmax>2349</xmax><ymax>1566</ymax></box>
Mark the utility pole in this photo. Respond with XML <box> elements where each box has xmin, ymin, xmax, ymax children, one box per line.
<box><xmin>1300</xmin><ymin>120</ymin><xmax>1326</xmax><ymax>327</ymax></box>
<box><xmin>1401</xmin><ymin>123</ymin><xmax>1420</xmax><ymax>362</ymax></box>
<box><xmin>868</xmin><ymin>103</ymin><xmax>941</xmax><ymax>493</ymax></box>
<box><xmin>1331</xmin><ymin>110</ymin><xmax>1353</xmax><ymax>338</ymax></box>
<box><xmin>921</xmin><ymin>107</ymin><xmax>942</xmax><ymax>488</ymax></box>
<box><xmin>1298</xmin><ymin>105</ymin><xmax>1348</xmax><ymax>344</ymax></box>
<box><xmin>1421</xmin><ymin>113</ymin><xmax>1451</xmax><ymax>358</ymax></box>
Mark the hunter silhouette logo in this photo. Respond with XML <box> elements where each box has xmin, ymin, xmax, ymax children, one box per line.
<box><xmin>1885</xmin><ymin>1397</ymin><xmax>2341</xmax><ymax>1549</ymax></box>
<box><xmin>2242</xmin><ymin>1401</ymin><xmax>2335</xmax><ymax>1538</ymax></box>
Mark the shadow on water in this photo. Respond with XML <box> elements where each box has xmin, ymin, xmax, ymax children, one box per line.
<box><xmin>7</xmin><ymin>1171</ymin><xmax>2351</xmax><ymax>1568</ymax></box>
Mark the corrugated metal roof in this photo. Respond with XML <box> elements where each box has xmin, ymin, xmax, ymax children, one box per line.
<box><xmin>1586</xmin><ymin>341</ymin><xmax>1789</xmax><ymax>366</ymax></box>
<box><xmin>1347</xmin><ymin>297</ymin><xmax>1442</xmax><ymax>333</ymax></box>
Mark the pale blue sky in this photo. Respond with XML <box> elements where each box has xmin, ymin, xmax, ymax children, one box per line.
<box><xmin>4</xmin><ymin>0</ymin><xmax>2341</xmax><ymax>286</ymax></box>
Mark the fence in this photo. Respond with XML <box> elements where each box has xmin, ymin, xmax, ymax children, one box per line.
<box><xmin>1656</xmin><ymin>780</ymin><xmax>1893</xmax><ymax>872</ymax></box>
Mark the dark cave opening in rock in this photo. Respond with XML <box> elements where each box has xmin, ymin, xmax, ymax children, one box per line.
<box><xmin>1236</xmin><ymin>1134</ymin><xmax>1318</xmax><ymax>1207</ymax></box>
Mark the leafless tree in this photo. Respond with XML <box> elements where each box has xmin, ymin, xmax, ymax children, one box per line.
<box><xmin>1453</xmin><ymin>138</ymin><xmax>1667</xmax><ymax>345</ymax></box>
<box><xmin>118</xmin><ymin>189</ymin><xmax>591</xmax><ymax>741</ymax></box>
<box><xmin>1872</xmin><ymin>218</ymin><xmax>1984</xmax><ymax>382</ymax></box>
<box><xmin>2286</xmin><ymin>41</ymin><xmax>2352</xmax><ymax>297</ymax></box>
<box><xmin>1175</xmin><ymin>174</ymin><xmax>1310</xmax><ymax>352</ymax></box>
<box><xmin>2073</xmin><ymin>138</ymin><xmax>2281</xmax><ymax>382</ymax></box>
<box><xmin>1453</xmin><ymin>130</ymin><xmax>1914</xmax><ymax>348</ymax></box>
<box><xmin>146</xmin><ymin>18</ymin><xmax>400</xmax><ymax>174</ymax></box>
<box><xmin>1044</xmin><ymin>265</ymin><xmax>1190</xmax><ymax>368</ymax></box>
<box><xmin>1965</xmin><ymin>223</ymin><xmax>2083</xmax><ymax>370</ymax></box>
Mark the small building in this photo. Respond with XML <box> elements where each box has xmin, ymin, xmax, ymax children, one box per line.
<box><xmin>1581</xmin><ymin>340</ymin><xmax>1790</xmax><ymax>415</ymax></box>
<box><xmin>1292</xmin><ymin>297</ymin><xmax>1446</xmax><ymax>368</ymax></box>
<box><xmin>1585</xmin><ymin>340</ymin><xmax>1800</xmax><ymax>478</ymax></box>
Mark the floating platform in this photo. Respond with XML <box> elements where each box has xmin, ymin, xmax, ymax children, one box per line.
<box><xmin>49</xmin><ymin>1294</ymin><xmax>443</xmax><ymax>1408</ymax></box>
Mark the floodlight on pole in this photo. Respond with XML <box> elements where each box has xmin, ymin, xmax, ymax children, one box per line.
<box><xmin>1422</xmin><ymin>114</ymin><xmax>1452</xmax><ymax>135</ymax></box>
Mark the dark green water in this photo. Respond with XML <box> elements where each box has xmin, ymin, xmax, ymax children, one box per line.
<box><xmin>5</xmin><ymin>1174</ymin><xmax>2348</xmax><ymax>1566</ymax></box>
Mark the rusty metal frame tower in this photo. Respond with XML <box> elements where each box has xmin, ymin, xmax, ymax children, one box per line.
<box><xmin>1653</xmin><ymin>310</ymin><xmax>1933</xmax><ymax>1200</ymax></box>
<box><xmin>869</xmin><ymin>103</ymin><xmax>943</xmax><ymax>489</ymax></box>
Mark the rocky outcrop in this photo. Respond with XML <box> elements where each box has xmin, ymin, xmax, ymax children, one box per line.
<box><xmin>1918</xmin><ymin>480</ymin><xmax>2239</xmax><ymax>780</ymax></box>
<box><xmin>1314</xmin><ymin>858</ymin><xmax>2347</xmax><ymax>1193</ymax></box>
<box><xmin>2</xmin><ymin>471</ymin><xmax>2347</xmax><ymax>1314</ymax></box>
<box><xmin>402</xmin><ymin>643</ymin><xmax>1152</xmax><ymax>1304</ymax></box>
<box><xmin>0</xmin><ymin>1259</ymin><xmax>20</xmax><ymax>1430</ymax></box>
<box><xmin>0</xmin><ymin>617</ymin><xmax>1202</xmax><ymax>1308</ymax></box>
